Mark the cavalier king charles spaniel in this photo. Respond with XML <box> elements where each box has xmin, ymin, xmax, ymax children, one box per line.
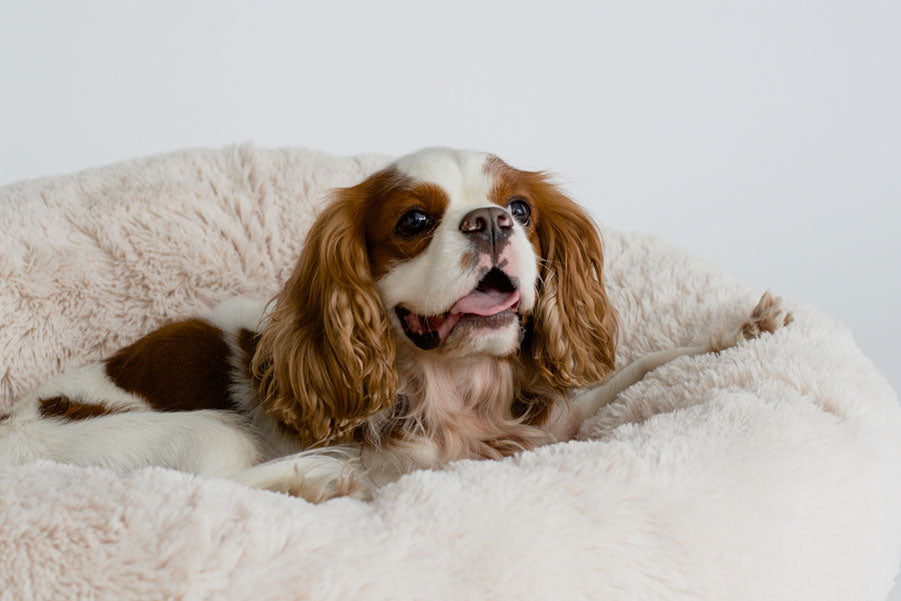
<box><xmin>0</xmin><ymin>148</ymin><xmax>791</xmax><ymax>502</ymax></box>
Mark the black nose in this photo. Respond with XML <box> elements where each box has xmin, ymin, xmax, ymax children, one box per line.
<box><xmin>459</xmin><ymin>207</ymin><xmax>513</xmax><ymax>254</ymax></box>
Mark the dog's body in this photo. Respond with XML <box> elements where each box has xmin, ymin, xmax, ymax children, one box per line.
<box><xmin>0</xmin><ymin>148</ymin><xmax>791</xmax><ymax>502</ymax></box>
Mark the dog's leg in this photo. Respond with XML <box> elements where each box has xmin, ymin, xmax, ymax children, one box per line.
<box><xmin>549</xmin><ymin>292</ymin><xmax>793</xmax><ymax>437</ymax></box>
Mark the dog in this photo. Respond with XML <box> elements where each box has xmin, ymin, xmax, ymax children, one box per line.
<box><xmin>0</xmin><ymin>148</ymin><xmax>791</xmax><ymax>502</ymax></box>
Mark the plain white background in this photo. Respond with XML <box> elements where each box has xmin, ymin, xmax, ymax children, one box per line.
<box><xmin>1</xmin><ymin>1</ymin><xmax>899</xmax><ymax>592</ymax></box>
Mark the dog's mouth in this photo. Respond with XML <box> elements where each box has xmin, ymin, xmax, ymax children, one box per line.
<box><xmin>395</xmin><ymin>268</ymin><xmax>521</xmax><ymax>350</ymax></box>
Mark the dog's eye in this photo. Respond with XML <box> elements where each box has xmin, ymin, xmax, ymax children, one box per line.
<box><xmin>507</xmin><ymin>198</ymin><xmax>532</xmax><ymax>226</ymax></box>
<box><xmin>395</xmin><ymin>210</ymin><xmax>432</xmax><ymax>236</ymax></box>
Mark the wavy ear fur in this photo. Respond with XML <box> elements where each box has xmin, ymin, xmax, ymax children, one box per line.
<box><xmin>524</xmin><ymin>175</ymin><xmax>617</xmax><ymax>392</ymax></box>
<box><xmin>253</xmin><ymin>185</ymin><xmax>397</xmax><ymax>447</ymax></box>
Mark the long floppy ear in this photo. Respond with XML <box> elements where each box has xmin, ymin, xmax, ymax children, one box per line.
<box><xmin>524</xmin><ymin>175</ymin><xmax>617</xmax><ymax>391</ymax></box>
<box><xmin>252</xmin><ymin>185</ymin><xmax>398</xmax><ymax>447</ymax></box>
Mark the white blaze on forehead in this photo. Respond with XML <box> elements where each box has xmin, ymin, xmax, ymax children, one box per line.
<box><xmin>392</xmin><ymin>147</ymin><xmax>495</xmax><ymax>213</ymax></box>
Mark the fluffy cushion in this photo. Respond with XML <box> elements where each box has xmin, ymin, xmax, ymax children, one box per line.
<box><xmin>1</xmin><ymin>146</ymin><xmax>899</xmax><ymax>600</ymax></box>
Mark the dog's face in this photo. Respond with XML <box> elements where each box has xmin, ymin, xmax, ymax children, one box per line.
<box><xmin>255</xmin><ymin>148</ymin><xmax>617</xmax><ymax>446</ymax></box>
<box><xmin>365</xmin><ymin>148</ymin><xmax>539</xmax><ymax>357</ymax></box>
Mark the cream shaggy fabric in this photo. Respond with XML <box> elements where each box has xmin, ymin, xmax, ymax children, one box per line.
<box><xmin>1</xmin><ymin>145</ymin><xmax>900</xmax><ymax>601</ymax></box>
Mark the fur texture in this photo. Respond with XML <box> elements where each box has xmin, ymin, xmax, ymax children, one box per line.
<box><xmin>2</xmin><ymin>147</ymin><xmax>638</xmax><ymax>499</ymax></box>
<box><xmin>1</xmin><ymin>146</ymin><xmax>900</xmax><ymax>600</ymax></box>
<box><xmin>253</xmin><ymin>185</ymin><xmax>400</xmax><ymax>446</ymax></box>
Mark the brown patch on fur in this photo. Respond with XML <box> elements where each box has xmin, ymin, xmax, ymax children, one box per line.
<box><xmin>0</xmin><ymin>414</ymin><xmax>9</xmax><ymax>423</ymax></box>
<box><xmin>526</xmin><ymin>173</ymin><xmax>618</xmax><ymax>390</ymax></box>
<box><xmin>362</xmin><ymin>170</ymin><xmax>451</xmax><ymax>279</ymax></box>
<box><xmin>253</xmin><ymin>172</ymin><xmax>400</xmax><ymax>447</ymax></box>
<box><xmin>38</xmin><ymin>396</ymin><xmax>119</xmax><ymax>420</ymax></box>
<box><xmin>105</xmin><ymin>319</ymin><xmax>237</xmax><ymax>412</ymax></box>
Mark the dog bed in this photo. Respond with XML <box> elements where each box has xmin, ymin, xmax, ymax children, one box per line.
<box><xmin>1</xmin><ymin>145</ymin><xmax>899</xmax><ymax>600</ymax></box>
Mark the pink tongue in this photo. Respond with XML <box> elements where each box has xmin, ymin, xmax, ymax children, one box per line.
<box><xmin>402</xmin><ymin>288</ymin><xmax>520</xmax><ymax>341</ymax></box>
<box><xmin>450</xmin><ymin>288</ymin><xmax>520</xmax><ymax>316</ymax></box>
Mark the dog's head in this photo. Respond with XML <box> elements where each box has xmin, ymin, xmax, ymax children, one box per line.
<box><xmin>255</xmin><ymin>148</ymin><xmax>617</xmax><ymax>445</ymax></box>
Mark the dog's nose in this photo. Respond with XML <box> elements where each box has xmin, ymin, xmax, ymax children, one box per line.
<box><xmin>459</xmin><ymin>207</ymin><xmax>513</xmax><ymax>253</ymax></box>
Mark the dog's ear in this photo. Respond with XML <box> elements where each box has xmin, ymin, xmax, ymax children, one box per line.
<box><xmin>523</xmin><ymin>175</ymin><xmax>617</xmax><ymax>391</ymax></box>
<box><xmin>253</xmin><ymin>182</ymin><xmax>398</xmax><ymax>447</ymax></box>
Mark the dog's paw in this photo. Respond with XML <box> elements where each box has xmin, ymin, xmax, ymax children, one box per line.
<box><xmin>710</xmin><ymin>291</ymin><xmax>793</xmax><ymax>352</ymax></box>
<box><xmin>739</xmin><ymin>291</ymin><xmax>793</xmax><ymax>340</ymax></box>
<box><xmin>275</xmin><ymin>460</ymin><xmax>374</xmax><ymax>503</ymax></box>
<box><xmin>236</xmin><ymin>449</ymin><xmax>374</xmax><ymax>503</ymax></box>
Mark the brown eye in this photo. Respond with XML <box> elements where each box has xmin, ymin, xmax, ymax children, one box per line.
<box><xmin>395</xmin><ymin>210</ymin><xmax>432</xmax><ymax>236</ymax></box>
<box><xmin>507</xmin><ymin>198</ymin><xmax>531</xmax><ymax>226</ymax></box>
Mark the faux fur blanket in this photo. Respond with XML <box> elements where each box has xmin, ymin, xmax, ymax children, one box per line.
<box><xmin>1</xmin><ymin>146</ymin><xmax>899</xmax><ymax>600</ymax></box>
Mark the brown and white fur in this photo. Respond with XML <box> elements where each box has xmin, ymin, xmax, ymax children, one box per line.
<box><xmin>0</xmin><ymin>148</ymin><xmax>792</xmax><ymax>502</ymax></box>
